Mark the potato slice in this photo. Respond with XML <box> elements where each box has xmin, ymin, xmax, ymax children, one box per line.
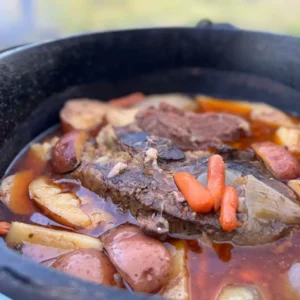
<box><xmin>250</xmin><ymin>103</ymin><xmax>295</xmax><ymax>127</ymax></box>
<box><xmin>288</xmin><ymin>180</ymin><xmax>300</xmax><ymax>198</ymax></box>
<box><xmin>104</xmin><ymin>107</ymin><xmax>139</xmax><ymax>127</ymax></box>
<box><xmin>60</xmin><ymin>99</ymin><xmax>109</xmax><ymax>134</ymax></box>
<box><xmin>6</xmin><ymin>222</ymin><xmax>103</xmax><ymax>250</ymax></box>
<box><xmin>161</xmin><ymin>241</ymin><xmax>189</xmax><ymax>300</ymax></box>
<box><xmin>275</xmin><ymin>127</ymin><xmax>300</xmax><ymax>153</ymax></box>
<box><xmin>29</xmin><ymin>177</ymin><xmax>92</xmax><ymax>229</ymax></box>
<box><xmin>0</xmin><ymin>170</ymin><xmax>34</xmax><ymax>215</ymax></box>
<box><xmin>51</xmin><ymin>130</ymin><xmax>88</xmax><ymax>173</ymax></box>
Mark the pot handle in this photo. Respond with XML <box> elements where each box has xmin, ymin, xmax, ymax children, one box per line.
<box><xmin>196</xmin><ymin>19</ymin><xmax>239</xmax><ymax>30</ymax></box>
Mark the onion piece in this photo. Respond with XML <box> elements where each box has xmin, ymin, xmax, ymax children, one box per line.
<box><xmin>197</xmin><ymin>169</ymin><xmax>242</xmax><ymax>187</ymax></box>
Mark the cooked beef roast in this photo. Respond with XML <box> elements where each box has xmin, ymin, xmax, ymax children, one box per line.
<box><xmin>135</xmin><ymin>103</ymin><xmax>251</xmax><ymax>150</ymax></box>
<box><xmin>73</xmin><ymin>126</ymin><xmax>300</xmax><ymax>245</ymax></box>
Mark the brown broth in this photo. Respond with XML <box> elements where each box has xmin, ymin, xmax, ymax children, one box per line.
<box><xmin>1</xmin><ymin>100</ymin><xmax>300</xmax><ymax>300</ymax></box>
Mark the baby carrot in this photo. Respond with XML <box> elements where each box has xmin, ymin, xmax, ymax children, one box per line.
<box><xmin>174</xmin><ymin>172</ymin><xmax>214</xmax><ymax>213</ymax></box>
<box><xmin>109</xmin><ymin>92</ymin><xmax>144</xmax><ymax>108</ymax></box>
<box><xmin>207</xmin><ymin>154</ymin><xmax>225</xmax><ymax>212</ymax></box>
<box><xmin>0</xmin><ymin>222</ymin><xmax>10</xmax><ymax>236</ymax></box>
<box><xmin>219</xmin><ymin>186</ymin><xmax>238</xmax><ymax>232</ymax></box>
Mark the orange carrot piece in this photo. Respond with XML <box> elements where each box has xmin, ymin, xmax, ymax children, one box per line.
<box><xmin>174</xmin><ymin>172</ymin><xmax>213</xmax><ymax>213</ymax></box>
<box><xmin>0</xmin><ymin>222</ymin><xmax>10</xmax><ymax>236</ymax></box>
<box><xmin>219</xmin><ymin>186</ymin><xmax>238</xmax><ymax>232</ymax></box>
<box><xmin>207</xmin><ymin>154</ymin><xmax>225</xmax><ymax>212</ymax></box>
<box><xmin>109</xmin><ymin>92</ymin><xmax>144</xmax><ymax>108</ymax></box>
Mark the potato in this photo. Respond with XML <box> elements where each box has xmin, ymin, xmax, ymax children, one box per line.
<box><xmin>30</xmin><ymin>137</ymin><xmax>60</xmax><ymax>162</ymax></box>
<box><xmin>137</xmin><ymin>94</ymin><xmax>196</xmax><ymax>111</ymax></box>
<box><xmin>252</xmin><ymin>141</ymin><xmax>300</xmax><ymax>180</ymax></box>
<box><xmin>51</xmin><ymin>130</ymin><xmax>88</xmax><ymax>173</ymax></box>
<box><xmin>102</xmin><ymin>224</ymin><xmax>172</xmax><ymax>294</ymax></box>
<box><xmin>29</xmin><ymin>177</ymin><xmax>92</xmax><ymax>229</ymax></box>
<box><xmin>161</xmin><ymin>241</ymin><xmax>189</xmax><ymax>300</ymax></box>
<box><xmin>60</xmin><ymin>99</ymin><xmax>109</xmax><ymax>134</ymax></box>
<box><xmin>0</xmin><ymin>170</ymin><xmax>34</xmax><ymax>215</ymax></box>
<box><xmin>104</xmin><ymin>107</ymin><xmax>139</xmax><ymax>127</ymax></box>
<box><xmin>52</xmin><ymin>249</ymin><xmax>120</xmax><ymax>287</ymax></box>
<box><xmin>276</xmin><ymin>127</ymin><xmax>300</xmax><ymax>153</ymax></box>
<box><xmin>288</xmin><ymin>180</ymin><xmax>300</xmax><ymax>198</ymax></box>
<box><xmin>6</xmin><ymin>222</ymin><xmax>103</xmax><ymax>250</ymax></box>
<box><xmin>250</xmin><ymin>103</ymin><xmax>295</xmax><ymax>127</ymax></box>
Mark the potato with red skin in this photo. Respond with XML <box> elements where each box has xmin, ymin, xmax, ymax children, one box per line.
<box><xmin>60</xmin><ymin>99</ymin><xmax>109</xmax><ymax>134</ymax></box>
<box><xmin>252</xmin><ymin>141</ymin><xmax>300</xmax><ymax>180</ymax></box>
<box><xmin>52</xmin><ymin>249</ymin><xmax>121</xmax><ymax>287</ymax></box>
<box><xmin>101</xmin><ymin>224</ymin><xmax>172</xmax><ymax>294</ymax></box>
<box><xmin>52</xmin><ymin>130</ymin><xmax>88</xmax><ymax>173</ymax></box>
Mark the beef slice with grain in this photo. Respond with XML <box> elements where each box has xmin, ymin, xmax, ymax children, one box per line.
<box><xmin>135</xmin><ymin>102</ymin><xmax>251</xmax><ymax>150</ymax></box>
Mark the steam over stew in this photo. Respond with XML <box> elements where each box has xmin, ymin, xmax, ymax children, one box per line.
<box><xmin>2</xmin><ymin>93</ymin><xmax>300</xmax><ymax>299</ymax></box>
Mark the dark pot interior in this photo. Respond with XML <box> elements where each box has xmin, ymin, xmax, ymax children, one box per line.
<box><xmin>0</xmin><ymin>27</ymin><xmax>300</xmax><ymax>299</ymax></box>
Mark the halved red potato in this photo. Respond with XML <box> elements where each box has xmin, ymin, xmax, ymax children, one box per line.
<box><xmin>102</xmin><ymin>224</ymin><xmax>172</xmax><ymax>294</ymax></box>
<box><xmin>60</xmin><ymin>99</ymin><xmax>110</xmax><ymax>134</ymax></box>
<box><xmin>52</xmin><ymin>249</ymin><xmax>121</xmax><ymax>287</ymax></box>
<box><xmin>51</xmin><ymin>130</ymin><xmax>88</xmax><ymax>173</ymax></box>
<box><xmin>0</xmin><ymin>170</ymin><xmax>34</xmax><ymax>215</ymax></box>
<box><xmin>252</xmin><ymin>141</ymin><xmax>300</xmax><ymax>180</ymax></box>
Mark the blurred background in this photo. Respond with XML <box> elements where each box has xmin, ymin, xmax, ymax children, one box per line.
<box><xmin>0</xmin><ymin>0</ymin><xmax>300</xmax><ymax>51</ymax></box>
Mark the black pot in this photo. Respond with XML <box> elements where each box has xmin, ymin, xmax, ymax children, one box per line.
<box><xmin>1</xmin><ymin>22</ymin><xmax>300</xmax><ymax>300</ymax></box>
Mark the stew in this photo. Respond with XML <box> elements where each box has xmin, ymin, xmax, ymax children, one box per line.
<box><xmin>1</xmin><ymin>93</ymin><xmax>300</xmax><ymax>299</ymax></box>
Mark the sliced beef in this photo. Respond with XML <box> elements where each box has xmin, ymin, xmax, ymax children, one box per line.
<box><xmin>135</xmin><ymin>103</ymin><xmax>251</xmax><ymax>150</ymax></box>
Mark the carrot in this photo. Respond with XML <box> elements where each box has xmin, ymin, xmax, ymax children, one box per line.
<box><xmin>207</xmin><ymin>154</ymin><xmax>225</xmax><ymax>212</ymax></box>
<box><xmin>109</xmin><ymin>92</ymin><xmax>144</xmax><ymax>108</ymax></box>
<box><xmin>219</xmin><ymin>186</ymin><xmax>238</xmax><ymax>232</ymax></box>
<box><xmin>174</xmin><ymin>172</ymin><xmax>213</xmax><ymax>213</ymax></box>
<box><xmin>0</xmin><ymin>221</ymin><xmax>10</xmax><ymax>236</ymax></box>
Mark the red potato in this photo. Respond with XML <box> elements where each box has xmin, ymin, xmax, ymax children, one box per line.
<box><xmin>108</xmin><ymin>92</ymin><xmax>144</xmax><ymax>108</ymax></box>
<box><xmin>52</xmin><ymin>249</ymin><xmax>121</xmax><ymax>287</ymax></box>
<box><xmin>101</xmin><ymin>224</ymin><xmax>172</xmax><ymax>294</ymax></box>
<box><xmin>252</xmin><ymin>141</ymin><xmax>300</xmax><ymax>180</ymax></box>
<box><xmin>60</xmin><ymin>99</ymin><xmax>110</xmax><ymax>134</ymax></box>
<box><xmin>51</xmin><ymin>130</ymin><xmax>88</xmax><ymax>173</ymax></box>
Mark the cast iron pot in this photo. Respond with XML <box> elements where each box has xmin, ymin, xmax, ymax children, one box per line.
<box><xmin>1</xmin><ymin>22</ymin><xmax>300</xmax><ymax>300</ymax></box>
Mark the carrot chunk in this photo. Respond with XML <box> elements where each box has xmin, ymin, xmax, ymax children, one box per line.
<box><xmin>207</xmin><ymin>154</ymin><xmax>225</xmax><ymax>212</ymax></box>
<box><xmin>0</xmin><ymin>222</ymin><xmax>10</xmax><ymax>236</ymax></box>
<box><xmin>174</xmin><ymin>172</ymin><xmax>213</xmax><ymax>213</ymax></box>
<box><xmin>109</xmin><ymin>92</ymin><xmax>144</xmax><ymax>108</ymax></box>
<box><xmin>219</xmin><ymin>186</ymin><xmax>238</xmax><ymax>232</ymax></box>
